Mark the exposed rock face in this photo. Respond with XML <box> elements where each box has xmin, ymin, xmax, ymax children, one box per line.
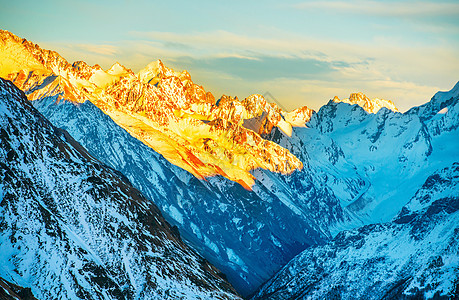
<box><xmin>0</xmin><ymin>30</ymin><xmax>306</xmax><ymax>188</ymax></box>
<box><xmin>0</xmin><ymin>276</ymin><xmax>39</xmax><ymax>300</ymax></box>
<box><xmin>2</xmin><ymin>29</ymin><xmax>458</xmax><ymax>299</ymax></box>
<box><xmin>0</xmin><ymin>78</ymin><xmax>239</xmax><ymax>299</ymax></box>
<box><xmin>332</xmin><ymin>92</ymin><xmax>398</xmax><ymax>114</ymax></box>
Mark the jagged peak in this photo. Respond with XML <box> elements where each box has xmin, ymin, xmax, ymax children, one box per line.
<box><xmin>333</xmin><ymin>92</ymin><xmax>398</xmax><ymax>113</ymax></box>
<box><xmin>0</xmin><ymin>30</ymin><xmax>49</xmax><ymax>78</ymax></box>
<box><xmin>1</xmin><ymin>30</ymin><xmax>304</xmax><ymax>188</ymax></box>
<box><xmin>283</xmin><ymin>105</ymin><xmax>314</xmax><ymax>127</ymax></box>
<box><xmin>0</xmin><ymin>30</ymin><xmax>72</xmax><ymax>80</ymax></box>
<box><xmin>432</xmin><ymin>81</ymin><xmax>459</xmax><ymax>103</ymax></box>
<box><xmin>0</xmin><ymin>29</ymin><xmax>23</xmax><ymax>43</ymax></box>
<box><xmin>137</xmin><ymin>59</ymin><xmax>178</xmax><ymax>84</ymax></box>
<box><xmin>109</xmin><ymin>61</ymin><xmax>123</xmax><ymax>69</ymax></box>
<box><xmin>107</xmin><ymin>61</ymin><xmax>132</xmax><ymax>76</ymax></box>
<box><xmin>92</xmin><ymin>63</ymin><xmax>103</xmax><ymax>71</ymax></box>
<box><xmin>243</xmin><ymin>94</ymin><xmax>270</xmax><ymax>114</ymax></box>
<box><xmin>72</xmin><ymin>60</ymin><xmax>90</xmax><ymax>69</ymax></box>
<box><xmin>405</xmin><ymin>81</ymin><xmax>459</xmax><ymax>120</ymax></box>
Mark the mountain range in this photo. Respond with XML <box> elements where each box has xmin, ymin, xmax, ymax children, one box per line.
<box><xmin>0</xmin><ymin>30</ymin><xmax>457</xmax><ymax>299</ymax></box>
<box><xmin>0</xmin><ymin>77</ymin><xmax>239</xmax><ymax>299</ymax></box>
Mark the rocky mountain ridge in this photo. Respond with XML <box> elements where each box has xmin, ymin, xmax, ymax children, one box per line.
<box><xmin>0</xmin><ymin>30</ymin><xmax>400</xmax><ymax>189</ymax></box>
<box><xmin>0</xmin><ymin>78</ymin><xmax>239</xmax><ymax>299</ymax></box>
<box><xmin>0</xmin><ymin>30</ymin><xmax>305</xmax><ymax>188</ymax></box>
<box><xmin>253</xmin><ymin>162</ymin><xmax>459</xmax><ymax>299</ymax></box>
<box><xmin>1</xmin><ymin>29</ymin><xmax>457</xmax><ymax>300</ymax></box>
<box><xmin>332</xmin><ymin>92</ymin><xmax>398</xmax><ymax>114</ymax></box>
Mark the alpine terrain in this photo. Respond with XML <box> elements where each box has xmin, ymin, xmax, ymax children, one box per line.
<box><xmin>0</xmin><ymin>78</ymin><xmax>239</xmax><ymax>299</ymax></box>
<box><xmin>0</xmin><ymin>29</ymin><xmax>458</xmax><ymax>299</ymax></box>
<box><xmin>253</xmin><ymin>163</ymin><xmax>459</xmax><ymax>299</ymax></box>
<box><xmin>0</xmin><ymin>30</ymin><xmax>355</xmax><ymax>295</ymax></box>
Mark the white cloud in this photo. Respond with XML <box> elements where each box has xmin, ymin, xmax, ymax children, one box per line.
<box><xmin>213</xmin><ymin>53</ymin><xmax>261</xmax><ymax>61</ymax></box>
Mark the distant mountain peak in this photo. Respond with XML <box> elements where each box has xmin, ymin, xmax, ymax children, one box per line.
<box><xmin>432</xmin><ymin>81</ymin><xmax>459</xmax><ymax>103</ymax></box>
<box><xmin>107</xmin><ymin>61</ymin><xmax>132</xmax><ymax>76</ymax></box>
<box><xmin>0</xmin><ymin>30</ymin><xmax>303</xmax><ymax>188</ymax></box>
<box><xmin>283</xmin><ymin>105</ymin><xmax>314</xmax><ymax>127</ymax></box>
<box><xmin>333</xmin><ymin>92</ymin><xmax>399</xmax><ymax>113</ymax></box>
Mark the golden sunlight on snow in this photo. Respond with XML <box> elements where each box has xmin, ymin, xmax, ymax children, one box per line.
<box><xmin>0</xmin><ymin>30</ymin><xmax>308</xmax><ymax>188</ymax></box>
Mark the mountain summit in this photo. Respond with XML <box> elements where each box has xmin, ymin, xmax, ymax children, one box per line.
<box><xmin>1</xmin><ymin>29</ymin><xmax>458</xmax><ymax>299</ymax></box>
<box><xmin>0</xmin><ymin>78</ymin><xmax>240</xmax><ymax>299</ymax></box>
<box><xmin>333</xmin><ymin>92</ymin><xmax>398</xmax><ymax>113</ymax></box>
<box><xmin>0</xmin><ymin>30</ymin><xmax>307</xmax><ymax>188</ymax></box>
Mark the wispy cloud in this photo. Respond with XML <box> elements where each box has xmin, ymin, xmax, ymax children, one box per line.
<box><xmin>129</xmin><ymin>30</ymin><xmax>367</xmax><ymax>62</ymax></box>
<box><xmin>42</xmin><ymin>28</ymin><xmax>458</xmax><ymax>112</ymax></box>
<box><xmin>124</xmin><ymin>30</ymin><xmax>458</xmax><ymax>109</ymax></box>
<box><xmin>73</xmin><ymin>44</ymin><xmax>118</xmax><ymax>56</ymax></box>
<box><xmin>293</xmin><ymin>1</ymin><xmax>459</xmax><ymax>17</ymax></box>
<box><xmin>127</xmin><ymin>29</ymin><xmax>457</xmax><ymax>80</ymax></box>
<box><xmin>213</xmin><ymin>53</ymin><xmax>261</xmax><ymax>61</ymax></box>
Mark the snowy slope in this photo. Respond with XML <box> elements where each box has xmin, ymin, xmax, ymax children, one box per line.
<box><xmin>0</xmin><ymin>30</ymin><xmax>304</xmax><ymax>188</ymax></box>
<box><xmin>253</xmin><ymin>163</ymin><xmax>459</xmax><ymax>300</ymax></box>
<box><xmin>0</xmin><ymin>78</ymin><xmax>239</xmax><ymax>299</ymax></box>
<box><xmin>305</xmin><ymin>84</ymin><xmax>459</xmax><ymax>226</ymax></box>
<box><xmin>0</xmin><ymin>276</ymin><xmax>38</xmax><ymax>300</ymax></box>
<box><xmin>32</xmin><ymin>94</ymin><xmax>343</xmax><ymax>296</ymax></box>
<box><xmin>2</xmin><ymin>29</ymin><xmax>458</xmax><ymax>298</ymax></box>
<box><xmin>253</xmin><ymin>83</ymin><xmax>459</xmax><ymax>299</ymax></box>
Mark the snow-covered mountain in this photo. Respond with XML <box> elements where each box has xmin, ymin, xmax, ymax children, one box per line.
<box><xmin>0</xmin><ymin>276</ymin><xmax>38</xmax><ymax>300</ymax></box>
<box><xmin>1</xmin><ymin>29</ymin><xmax>458</xmax><ymax>299</ymax></box>
<box><xmin>0</xmin><ymin>78</ymin><xmax>239</xmax><ymax>299</ymax></box>
<box><xmin>30</xmin><ymin>75</ymin><xmax>345</xmax><ymax>296</ymax></box>
<box><xmin>0</xmin><ymin>29</ymin><xmax>303</xmax><ymax>189</ymax></box>
<box><xmin>253</xmin><ymin>82</ymin><xmax>459</xmax><ymax>299</ymax></box>
<box><xmin>253</xmin><ymin>162</ymin><xmax>459</xmax><ymax>299</ymax></box>
<box><xmin>332</xmin><ymin>92</ymin><xmax>398</xmax><ymax>114</ymax></box>
<box><xmin>0</xmin><ymin>30</ymin><xmax>352</xmax><ymax>296</ymax></box>
<box><xmin>304</xmin><ymin>82</ymin><xmax>459</xmax><ymax>226</ymax></box>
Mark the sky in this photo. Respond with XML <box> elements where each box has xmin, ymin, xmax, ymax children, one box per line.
<box><xmin>1</xmin><ymin>0</ymin><xmax>458</xmax><ymax>111</ymax></box>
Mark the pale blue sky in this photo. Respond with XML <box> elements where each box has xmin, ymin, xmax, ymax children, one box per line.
<box><xmin>1</xmin><ymin>0</ymin><xmax>458</xmax><ymax>111</ymax></box>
